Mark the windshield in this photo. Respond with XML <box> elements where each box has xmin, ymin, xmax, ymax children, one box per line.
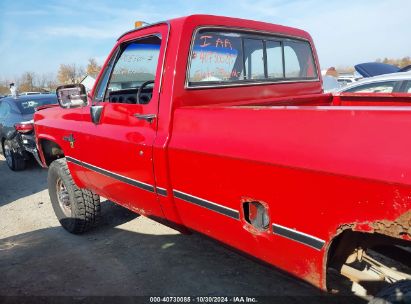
<box><xmin>15</xmin><ymin>95</ymin><xmax>57</xmax><ymax>114</ymax></box>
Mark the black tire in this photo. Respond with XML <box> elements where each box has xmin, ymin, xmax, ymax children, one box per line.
<box><xmin>48</xmin><ymin>158</ymin><xmax>101</xmax><ymax>234</ymax></box>
<box><xmin>3</xmin><ymin>139</ymin><xmax>26</xmax><ymax>171</ymax></box>
<box><xmin>369</xmin><ymin>280</ymin><xmax>411</xmax><ymax>304</ymax></box>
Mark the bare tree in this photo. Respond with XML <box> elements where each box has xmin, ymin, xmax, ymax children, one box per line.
<box><xmin>86</xmin><ymin>58</ymin><xmax>102</xmax><ymax>78</ymax></box>
<box><xmin>77</xmin><ymin>65</ymin><xmax>85</xmax><ymax>80</ymax></box>
<box><xmin>0</xmin><ymin>78</ymin><xmax>11</xmax><ymax>95</ymax></box>
<box><xmin>57</xmin><ymin>64</ymin><xmax>76</xmax><ymax>84</ymax></box>
<box><xmin>376</xmin><ymin>57</ymin><xmax>411</xmax><ymax>68</ymax></box>
<box><xmin>33</xmin><ymin>73</ymin><xmax>57</xmax><ymax>92</ymax></box>
<box><xmin>57</xmin><ymin>63</ymin><xmax>84</xmax><ymax>84</ymax></box>
<box><xmin>46</xmin><ymin>79</ymin><xmax>59</xmax><ymax>92</ymax></box>
<box><xmin>19</xmin><ymin>72</ymin><xmax>37</xmax><ymax>92</ymax></box>
<box><xmin>36</xmin><ymin>73</ymin><xmax>47</xmax><ymax>89</ymax></box>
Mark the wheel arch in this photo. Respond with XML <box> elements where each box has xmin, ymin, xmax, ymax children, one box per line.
<box><xmin>37</xmin><ymin>136</ymin><xmax>87</xmax><ymax>189</ymax></box>
<box><xmin>324</xmin><ymin>227</ymin><xmax>410</xmax><ymax>291</ymax></box>
<box><xmin>37</xmin><ymin>137</ymin><xmax>65</xmax><ymax>167</ymax></box>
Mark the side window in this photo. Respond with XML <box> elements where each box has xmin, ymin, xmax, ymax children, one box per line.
<box><xmin>405</xmin><ymin>81</ymin><xmax>411</xmax><ymax>93</ymax></box>
<box><xmin>346</xmin><ymin>81</ymin><xmax>397</xmax><ymax>93</ymax></box>
<box><xmin>104</xmin><ymin>35</ymin><xmax>162</xmax><ymax>104</ymax></box>
<box><xmin>187</xmin><ymin>29</ymin><xmax>318</xmax><ymax>87</ymax></box>
<box><xmin>0</xmin><ymin>102</ymin><xmax>10</xmax><ymax>119</ymax></box>
<box><xmin>94</xmin><ymin>50</ymin><xmax>118</xmax><ymax>101</ymax></box>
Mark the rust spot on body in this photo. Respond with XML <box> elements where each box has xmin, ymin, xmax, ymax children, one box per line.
<box><xmin>336</xmin><ymin>223</ymin><xmax>355</xmax><ymax>234</ymax></box>
<box><xmin>370</xmin><ymin>210</ymin><xmax>411</xmax><ymax>239</ymax></box>
<box><xmin>336</xmin><ymin>210</ymin><xmax>411</xmax><ymax>240</ymax></box>
<box><xmin>130</xmin><ymin>206</ymin><xmax>147</xmax><ymax>216</ymax></box>
<box><xmin>303</xmin><ymin>261</ymin><xmax>322</xmax><ymax>288</ymax></box>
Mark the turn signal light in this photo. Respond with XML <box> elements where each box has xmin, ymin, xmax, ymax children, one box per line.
<box><xmin>135</xmin><ymin>21</ymin><xmax>144</xmax><ymax>28</ymax></box>
<box><xmin>134</xmin><ymin>21</ymin><xmax>149</xmax><ymax>28</ymax></box>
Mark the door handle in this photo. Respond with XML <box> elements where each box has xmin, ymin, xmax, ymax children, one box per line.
<box><xmin>133</xmin><ymin>114</ymin><xmax>156</xmax><ymax>123</ymax></box>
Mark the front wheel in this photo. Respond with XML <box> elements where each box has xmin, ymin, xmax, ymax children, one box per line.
<box><xmin>48</xmin><ymin>158</ymin><xmax>101</xmax><ymax>234</ymax></box>
<box><xmin>3</xmin><ymin>139</ymin><xmax>26</xmax><ymax>171</ymax></box>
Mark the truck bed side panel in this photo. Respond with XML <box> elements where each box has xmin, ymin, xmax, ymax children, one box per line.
<box><xmin>167</xmin><ymin>106</ymin><xmax>411</xmax><ymax>288</ymax></box>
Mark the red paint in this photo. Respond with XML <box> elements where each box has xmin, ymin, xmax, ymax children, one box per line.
<box><xmin>354</xmin><ymin>223</ymin><xmax>374</xmax><ymax>232</ymax></box>
<box><xmin>333</xmin><ymin>92</ymin><xmax>411</xmax><ymax>106</ymax></box>
<box><xmin>34</xmin><ymin>15</ymin><xmax>411</xmax><ymax>291</ymax></box>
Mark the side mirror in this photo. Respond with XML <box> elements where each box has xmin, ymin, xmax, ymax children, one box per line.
<box><xmin>56</xmin><ymin>84</ymin><xmax>87</xmax><ymax>109</ymax></box>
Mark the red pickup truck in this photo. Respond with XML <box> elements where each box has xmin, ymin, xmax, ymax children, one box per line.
<box><xmin>34</xmin><ymin>15</ymin><xmax>411</xmax><ymax>301</ymax></box>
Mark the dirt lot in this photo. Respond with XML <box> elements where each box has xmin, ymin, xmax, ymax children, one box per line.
<box><xmin>0</xmin><ymin>155</ymin><xmax>363</xmax><ymax>302</ymax></box>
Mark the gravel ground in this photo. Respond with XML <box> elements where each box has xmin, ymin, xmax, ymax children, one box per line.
<box><xmin>0</xmin><ymin>155</ymin><xmax>364</xmax><ymax>303</ymax></box>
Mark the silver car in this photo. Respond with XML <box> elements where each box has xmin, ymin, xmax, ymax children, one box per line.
<box><xmin>337</xmin><ymin>71</ymin><xmax>411</xmax><ymax>94</ymax></box>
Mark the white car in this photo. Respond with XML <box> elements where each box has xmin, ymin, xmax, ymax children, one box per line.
<box><xmin>337</xmin><ymin>75</ymin><xmax>362</xmax><ymax>86</ymax></box>
<box><xmin>337</xmin><ymin>71</ymin><xmax>411</xmax><ymax>94</ymax></box>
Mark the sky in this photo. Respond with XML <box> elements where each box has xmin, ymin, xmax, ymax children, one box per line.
<box><xmin>0</xmin><ymin>0</ymin><xmax>410</xmax><ymax>80</ymax></box>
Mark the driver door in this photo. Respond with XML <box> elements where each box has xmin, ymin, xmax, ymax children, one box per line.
<box><xmin>77</xmin><ymin>26</ymin><xmax>167</xmax><ymax>217</ymax></box>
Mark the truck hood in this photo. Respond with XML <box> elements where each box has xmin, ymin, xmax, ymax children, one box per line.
<box><xmin>354</xmin><ymin>62</ymin><xmax>400</xmax><ymax>77</ymax></box>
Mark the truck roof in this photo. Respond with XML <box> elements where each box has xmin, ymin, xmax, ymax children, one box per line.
<box><xmin>117</xmin><ymin>14</ymin><xmax>313</xmax><ymax>42</ymax></box>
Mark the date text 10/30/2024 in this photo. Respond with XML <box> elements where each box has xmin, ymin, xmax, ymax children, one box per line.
<box><xmin>149</xmin><ymin>296</ymin><xmax>258</xmax><ymax>303</ymax></box>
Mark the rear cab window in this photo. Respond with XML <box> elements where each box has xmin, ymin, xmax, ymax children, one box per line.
<box><xmin>187</xmin><ymin>28</ymin><xmax>317</xmax><ymax>87</ymax></box>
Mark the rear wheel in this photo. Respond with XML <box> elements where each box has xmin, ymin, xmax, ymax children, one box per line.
<box><xmin>3</xmin><ymin>139</ymin><xmax>26</xmax><ymax>171</ymax></box>
<box><xmin>369</xmin><ymin>280</ymin><xmax>411</xmax><ymax>304</ymax></box>
<box><xmin>48</xmin><ymin>158</ymin><xmax>101</xmax><ymax>234</ymax></box>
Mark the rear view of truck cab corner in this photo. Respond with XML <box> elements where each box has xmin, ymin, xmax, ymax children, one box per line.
<box><xmin>34</xmin><ymin>14</ymin><xmax>411</xmax><ymax>301</ymax></box>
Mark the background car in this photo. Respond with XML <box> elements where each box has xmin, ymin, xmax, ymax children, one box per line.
<box><xmin>400</xmin><ymin>65</ymin><xmax>411</xmax><ymax>72</ymax></box>
<box><xmin>0</xmin><ymin>94</ymin><xmax>57</xmax><ymax>170</ymax></box>
<box><xmin>354</xmin><ymin>62</ymin><xmax>401</xmax><ymax>78</ymax></box>
<box><xmin>337</xmin><ymin>77</ymin><xmax>356</xmax><ymax>85</ymax></box>
<box><xmin>19</xmin><ymin>92</ymin><xmax>43</xmax><ymax>95</ymax></box>
<box><xmin>337</xmin><ymin>71</ymin><xmax>411</xmax><ymax>94</ymax></box>
<box><xmin>337</xmin><ymin>73</ymin><xmax>363</xmax><ymax>86</ymax></box>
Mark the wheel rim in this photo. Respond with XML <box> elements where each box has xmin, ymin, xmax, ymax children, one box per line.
<box><xmin>3</xmin><ymin>143</ymin><xmax>13</xmax><ymax>168</ymax></box>
<box><xmin>56</xmin><ymin>178</ymin><xmax>71</xmax><ymax>216</ymax></box>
